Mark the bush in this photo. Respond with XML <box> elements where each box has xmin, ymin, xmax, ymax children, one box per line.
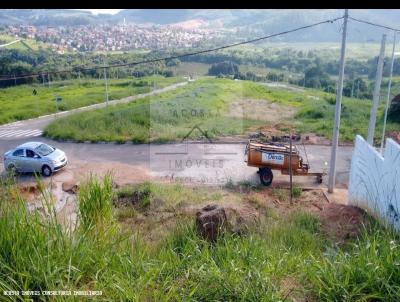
<box><xmin>292</xmin><ymin>185</ymin><xmax>303</xmax><ymax>198</ymax></box>
<box><xmin>78</xmin><ymin>172</ymin><xmax>114</xmax><ymax>229</ymax></box>
<box><xmin>208</xmin><ymin>61</ymin><xmax>239</xmax><ymax>76</ymax></box>
<box><xmin>388</xmin><ymin>96</ymin><xmax>400</xmax><ymax>123</ymax></box>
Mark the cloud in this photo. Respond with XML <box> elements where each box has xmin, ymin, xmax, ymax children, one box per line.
<box><xmin>70</xmin><ymin>9</ymin><xmax>123</xmax><ymax>15</ymax></box>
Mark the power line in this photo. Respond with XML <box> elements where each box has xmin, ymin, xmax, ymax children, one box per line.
<box><xmin>348</xmin><ymin>16</ymin><xmax>400</xmax><ymax>33</ymax></box>
<box><xmin>0</xmin><ymin>16</ymin><xmax>344</xmax><ymax>82</ymax></box>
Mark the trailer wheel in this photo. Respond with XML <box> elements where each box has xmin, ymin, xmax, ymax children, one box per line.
<box><xmin>259</xmin><ymin>168</ymin><xmax>273</xmax><ymax>186</ymax></box>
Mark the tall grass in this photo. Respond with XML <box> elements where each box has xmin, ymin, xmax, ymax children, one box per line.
<box><xmin>308</xmin><ymin>222</ymin><xmax>400</xmax><ymax>301</ymax></box>
<box><xmin>0</xmin><ymin>177</ymin><xmax>399</xmax><ymax>301</ymax></box>
<box><xmin>43</xmin><ymin>77</ymin><xmax>400</xmax><ymax>143</ymax></box>
<box><xmin>0</xmin><ymin>75</ymin><xmax>183</xmax><ymax>125</ymax></box>
<box><xmin>78</xmin><ymin>172</ymin><xmax>114</xmax><ymax>229</ymax></box>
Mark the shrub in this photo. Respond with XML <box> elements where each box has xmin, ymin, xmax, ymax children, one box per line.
<box><xmin>78</xmin><ymin>172</ymin><xmax>114</xmax><ymax>229</ymax></box>
<box><xmin>292</xmin><ymin>185</ymin><xmax>303</xmax><ymax>198</ymax></box>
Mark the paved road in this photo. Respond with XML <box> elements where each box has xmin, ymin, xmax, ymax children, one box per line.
<box><xmin>0</xmin><ymin>81</ymin><xmax>189</xmax><ymax>140</ymax></box>
<box><xmin>0</xmin><ymin>78</ymin><xmax>353</xmax><ymax>187</ymax></box>
<box><xmin>0</xmin><ymin>137</ymin><xmax>354</xmax><ymax>187</ymax></box>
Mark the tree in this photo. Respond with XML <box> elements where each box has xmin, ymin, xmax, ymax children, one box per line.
<box><xmin>388</xmin><ymin>94</ymin><xmax>400</xmax><ymax>123</ymax></box>
<box><xmin>166</xmin><ymin>58</ymin><xmax>180</xmax><ymax>67</ymax></box>
<box><xmin>208</xmin><ymin>61</ymin><xmax>239</xmax><ymax>76</ymax></box>
<box><xmin>302</xmin><ymin>66</ymin><xmax>332</xmax><ymax>89</ymax></box>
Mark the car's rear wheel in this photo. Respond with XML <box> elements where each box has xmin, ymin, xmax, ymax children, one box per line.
<box><xmin>41</xmin><ymin>165</ymin><xmax>52</xmax><ymax>177</ymax></box>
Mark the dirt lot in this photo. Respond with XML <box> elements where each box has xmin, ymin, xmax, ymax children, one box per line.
<box><xmin>228</xmin><ymin>99</ymin><xmax>296</xmax><ymax>123</ymax></box>
<box><xmin>114</xmin><ymin>183</ymin><xmax>367</xmax><ymax>246</ymax></box>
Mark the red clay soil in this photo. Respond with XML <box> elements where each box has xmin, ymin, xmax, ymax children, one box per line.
<box><xmin>318</xmin><ymin>203</ymin><xmax>368</xmax><ymax>243</ymax></box>
<box><xmin>243</xmin><ymin>188</ymin><xmax>368</xmax><ymax>243</ymax></box>
<box><xmin>15</xmin><ymin>183</ymin><xmax>43</xmax><ymax>203</ymax></box>
<box><xmin>386</xmin><ymin>130</ymin><xmax>400</xmax><ymax>144</ymax></box>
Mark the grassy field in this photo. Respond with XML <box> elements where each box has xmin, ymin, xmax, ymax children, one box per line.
<box><xmin>0</xmin><ymin>175</ymin><xmax>399</xmax><ymax>301</ymax></box>
<box><xmin>44</xmin><ymin>77</ymin><xmax>400</xmax><ymax>143</ymax></box>
<box><xmin>244</xmin><ymin>42</ymin><xmax>384</xmax><ymax>60</ymax></box>
<box><xmin>0</xmin><ymin>75</ymin><xmax>184</xmax><ymax>125</ymax></box>
<box><xmin>0</xmin><ymin>34</ymin><xmax>51</xmax><ymax>51</ymax></box>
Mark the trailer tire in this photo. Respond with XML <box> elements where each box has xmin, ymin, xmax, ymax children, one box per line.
<box><xmin>259</xmin><ymin>168</ymin><xmax>273</xmax><ymax>186</ymax></box>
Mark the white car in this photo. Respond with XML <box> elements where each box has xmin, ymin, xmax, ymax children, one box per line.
<box><xmin>3</xmin><ymin>142</ymin><xmax>68</xmax><ymax>176</ymax></box>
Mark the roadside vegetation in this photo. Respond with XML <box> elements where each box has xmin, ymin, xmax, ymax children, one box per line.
<box><xmin>44</xmin><ymin>77</ymin><xmax>400</xmax><ymax>143</ymax></box>
<box><xmin>0</xmin><ymin>75</ymin><xmax>183</xmax><ymax>125</ymax></box>
<box><xmin>0</xmin><ymin>175</ymin><xmax>399</xmax><ymax>301</ymax></box>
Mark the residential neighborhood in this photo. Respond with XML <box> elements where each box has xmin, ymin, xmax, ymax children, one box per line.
<box><xmin>4</xmin><ymin>24</ymin><xmax>222</xmax><ymax>53</ymax></box>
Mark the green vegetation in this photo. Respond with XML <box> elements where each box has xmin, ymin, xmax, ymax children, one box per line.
<box><xmin>78</xmin><ymin>173</ymin><xmax>114</xmax><ymax>229</ymax></box>
<box><xmin>0</xmin><ymin>34</ymin><xmax>50</xmax><ymax>51</ymax></box>
<box><xmin>44</xmin><ymin>78</ymin><xmax>263</xmax><ymax>143</ymax></box>
<box><xmin>1</xmin><ymin>176</ymin><xmax>399</xmax><ymax>301</ymax></box>
<box><xmin>0</xmin><ymin>75</ymin><xmax>183</xmax><ymax>125</ymax></box>
<box><xmin>44</xmin><ymin>77</ymin><xmax>400</xmax><ymax>143</ymax></box>
<box><xmin>292</xmin><ymin>185</ymin><xmax>303</xmax><ymax>198</ymax></box>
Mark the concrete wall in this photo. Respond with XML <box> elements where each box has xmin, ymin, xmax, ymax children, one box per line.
<box><xmin>348</xmin><ymin>135</ymin><xmax>400</xmax><ymax>229</ymax></box>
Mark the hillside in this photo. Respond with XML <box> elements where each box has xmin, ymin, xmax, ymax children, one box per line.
<box><xmin>115</xmin><ymin>9</ymin><xmax>399</xmax><ymax>42</ymax></box>
<box><xmin>0</xmin><ymin>9</ymin><xmax>113</xmax><ymax>26</ymax></box>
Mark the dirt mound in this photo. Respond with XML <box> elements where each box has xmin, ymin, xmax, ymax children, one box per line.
<box><xmin>319</xmin><ymin>203</ymin><xmax>368</xmax><ymax>243</ymax></box>
<box><xmin>301</xmin><ymin>133</ymin><xmax>331</xmax><ymax>145</ymax></box>
<box><xmin>241</xmin><ymin>187</ymin><xmax>368</xmax><ymax>244</ymax></box>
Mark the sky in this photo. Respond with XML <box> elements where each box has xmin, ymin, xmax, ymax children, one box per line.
<box><xmin>70</xmin><ymin>9</ymin><xmax>124</xmax><ymax>15</ymax></box>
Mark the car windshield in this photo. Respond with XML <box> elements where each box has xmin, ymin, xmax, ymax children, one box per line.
<box><xmin>34</xmin><ymin>144</ymin><xmax>55</xmax><ymax>156</ymax></box>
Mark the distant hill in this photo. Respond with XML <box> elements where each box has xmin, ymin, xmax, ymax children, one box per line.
<box><xmin>0</xmin><ymin>9</ymin><xmax>399</xmax><ymax>42</ymax></box>
<box><xmin>0</xmin><ymin>9</ymin><xmax>113</xmax><ymax>26</ymax></box>
<box><xmin>113</xmin><ymin>9</ymin><xmax>400</xmax><ymax>42</ymax></box>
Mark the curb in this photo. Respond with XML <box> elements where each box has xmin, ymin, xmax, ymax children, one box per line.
<box><xmin>45</xmin><ymin>137</ymin><xmax>355</xmax><ymax>147</ymax></box>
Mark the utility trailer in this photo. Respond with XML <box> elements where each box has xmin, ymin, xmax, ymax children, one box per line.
<box><xmin>245</xmin><ymin>139</ymin><xmax>324</xmax><ymax>186</ymax></box>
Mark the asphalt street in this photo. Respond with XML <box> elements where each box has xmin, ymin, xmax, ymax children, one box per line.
<box><xmin>0</xmin><ymin>137</ymin><xmax>354</xmax><ymax>187</ymax></box>
<box><xmin>0</xmin><ymin>79</ymin><xmax>354</xmax><ymax>187</ymax></box>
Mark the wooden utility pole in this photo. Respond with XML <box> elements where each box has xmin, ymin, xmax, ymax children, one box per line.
<box><xmin>328</xmin><ymin>9</ymin><xmax>349</xmax><ymax>193</ymax></box>
<box><xmin>367</xmin><ymin>34</ymin><xmax>386</xmax><ymax>145</ymax></box>
<box><xmin>289</xmin><ymin>131</ymin><xmax>293</xmax><ymax>205</ymax></box>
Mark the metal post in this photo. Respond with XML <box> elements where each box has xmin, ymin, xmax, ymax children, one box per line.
<box><xmin>13</xmin><ymin>74</ymin><xmax>16</xmax><ymax>86</ymax></box>
<box><xmin>380</xmin><ymin>32</ymin><xmax>397</xmax><ymax>153</ymax></box>
<box><xmin>55</xmin><ymin>95</ymin><xmax>59</xmax><ymax>115</ymax></box>
<box><xmin>103</xmin><ymin>58</ymin><xmax>109</xmax><ymax>106</ymax></box>
<box><xmin>367</xmin><ymin>34</ymin><xmax>387</xmax><ymax>145</ymax></box>
<box><xmin>289</xmin><ymin>131</ymin><xmax>293</xmax><ymax>205</ymax></box>
<box><xmin>48</xmin><ymin>72</ymin><xmax>50</xmax><ymax>88</ymax></box>
<box><xmin>328</xmin><ymin>9</ymin><xmax>348</xmax><ymax>193</ymax></box>
<box><xmin>351</xmin><ymin>78</ymin><xmax>355</xmax><ymax>98</ymax></box>
<box><xmin>356</xmin><ymin>79</ymin><xmax>360</xmax><ymax>99</ymax></box>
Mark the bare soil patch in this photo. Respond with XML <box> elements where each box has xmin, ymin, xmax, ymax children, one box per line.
<box><xmin>228</xmin><ymin>99</ymin><xmax>296</xmax><ymax>123</ymax></box>
<box><xmin>240</xmin><ymin>187</ymin><xmax>368</xmax><ymax>243</ymax></box>
<box><xmin>70</xmin><ymin>161</ymin><xmax>151</xmax><ymax>186</ymax></box>
<box><xmin>113</xmin><ymin>179</ymin><xmax>367</xmax><ymax>246</ymax></box>
<box><xmin>386</xmin><ymin>130</ymin><xmax>400</xmax><ymax>144</ymax></box>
